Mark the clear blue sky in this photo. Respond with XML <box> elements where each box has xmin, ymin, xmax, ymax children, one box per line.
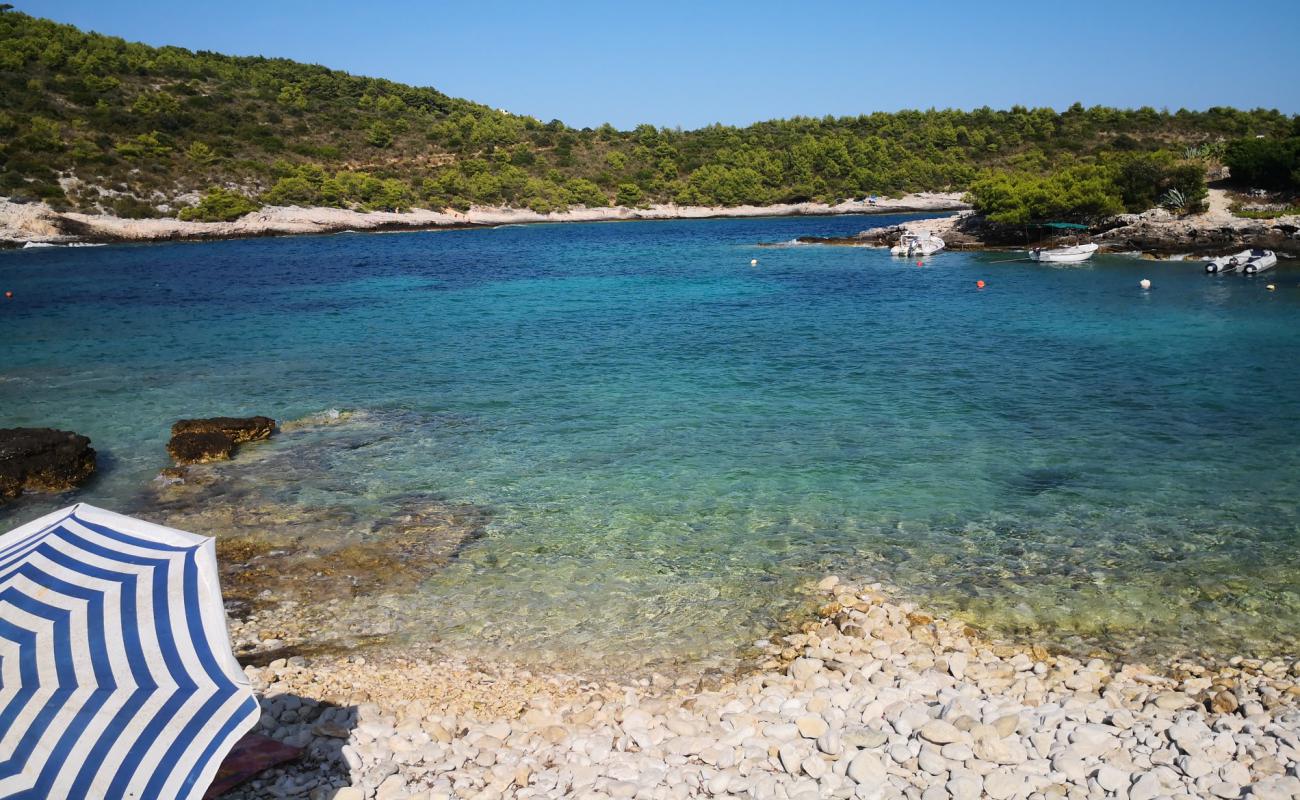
<box><xmin>22</xmin><ymin>0</ymin><xmax>1300</xmax><ymax>129</ymax></box>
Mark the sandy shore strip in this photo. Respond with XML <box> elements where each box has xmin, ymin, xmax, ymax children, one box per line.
<box><xmin>0</xmin><ymin>193</ymin><xmax>969</xmax><ymax>247</ymax></box>
<box><xmin>226</xmin><ymin>578</ymin><xmax>1300</xmax><ymax>800</ymax></box>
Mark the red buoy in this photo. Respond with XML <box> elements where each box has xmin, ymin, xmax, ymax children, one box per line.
<box><xmin>976</xmin><ymin>280</ymin><xmax>985</xmax><ymax>289</ymax></box>
<box><xmin>916</xmin><ymin>260</ymin><xmax>923</xmax><ymax>267</ymax></box>
<box><xmin>3</xmin><ymin>290</ymin><xmax>11</xmax><ymax>299</ymax></box>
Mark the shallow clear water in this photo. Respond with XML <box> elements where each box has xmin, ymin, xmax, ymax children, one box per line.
<box><xmin>3</xmin><ymin>215</ymin><xmax>1299</xmax><ymax>671</ymax></box>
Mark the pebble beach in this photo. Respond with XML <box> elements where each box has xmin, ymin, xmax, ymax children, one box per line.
<box><xmin>228</xmin><ymin>578</ymin><xmax>1300</xmax><ymax>800</ymax></box>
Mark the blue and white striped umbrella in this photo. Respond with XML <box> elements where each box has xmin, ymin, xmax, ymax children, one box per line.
<box><xmin>0</xmin><ymin>504</ymin><xmax>260</xmax><ymax>799</ymax></box>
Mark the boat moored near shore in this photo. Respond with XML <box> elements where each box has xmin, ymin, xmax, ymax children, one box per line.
<box><xmin>1204</xmin><ymin>249</ymin><xmax>1251</xmax><ymax>273</ymax></box>
<box><xmin>889</xmin><ymin>231</ymin><xmax>945</xmax><ymax>257</ymax></box>
<box><xmin>1029</xmin><ymin>241</ymin><xmax>1099</xmax><ymax>263</ymax></box>
<box><xmin>1242</xmin><ymin>248</ymin><xmax>1278</xmax><ymax>274</ymax></box>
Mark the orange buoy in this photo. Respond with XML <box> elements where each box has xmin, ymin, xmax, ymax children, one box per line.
<box><xmin>976</xmin><ymin>280</ymin><xmax>985</xmax><ymax>289</ymax></box>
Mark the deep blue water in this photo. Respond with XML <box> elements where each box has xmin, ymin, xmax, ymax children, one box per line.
<box><xmin>2</xmin><ymin>214</ymin><xmax>1299</xmax><ymax>670</ymax></box>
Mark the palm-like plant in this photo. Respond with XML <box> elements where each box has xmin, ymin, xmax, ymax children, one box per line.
<box><xmin>1159</xmin><ymin>188</ymin><xmax>1189</xmax><ymax>212</ymax></box>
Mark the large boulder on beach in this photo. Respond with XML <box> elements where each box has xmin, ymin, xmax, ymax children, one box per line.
<box><xmin>171</xmin><ymin>416</ymin><xmax>275</xmax><ymax>443</ymax></box>
<box><xmin>166</xmin><ymin>415</ymin><xmax>275</xmax><ymax>465</ymax></box>
<box><xmin>0</xmin><ymin>427</ymin><xmax>97</xmax><ymax>501</ymax></box>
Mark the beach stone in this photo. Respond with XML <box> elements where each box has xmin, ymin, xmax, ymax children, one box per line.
<box><xmin>982</xmin><ymin>769</ymin><xmax>1023</xmax><ymax>799</ymax></box>
<box><xmin>844</xmin><ymin>728</ymin><xmax>888</xmax><ymax>749</ymax></box>
<box><xmin>332</xmin><ymin>789</ymin><xmax>364</xmax><ymax>800</ymax></box>
<box><xmin>816</xmin><ymin>730</ymin><xmax>843</xmax><ymax>756</ymax></box>
<box><xmin>1154</xmin><ymin>692</ymin><xmax>1193</xmax><ymax>711</ymax></box>
<box><xmin>1209</xmin><ymin>691</ymin><xmax>1239</xmax><ymax>715</ymax></box>
<box><xmin>802</xmin><ymin>754</ymin><xmax>827</xmax><ymax>779</ymax></box>
<box><xmin>375</xmin><ymin>774</ymin><xmax>410</xmax><ymax>800</ymax></box>
<box><xmin>1175</xmin><ymin>754</ymin><xmax>1213</xmax><ymax>778</ymax></box>
<box><xmin>847</xmin><ymin>750</ymin><xmax>887</xmax><ymax>784</ymax></box>
<box><xmin>779</xmin><ymin>742</ymin><xmax>805</xmax><ymax>775</ymax></box>
<box><xmin>765</xmin><ymin>722</ymin><xmax>800</xmax><ymax>741</ymax></box>
<box><xmin>1129</xmin><ymin>771</ymin><xmax>1163</xmax><ymax>800</ymax></box>
<box><xmin>972</xmin><ymin>734</ymin><xmax>1028</xmax><ymax>765</ymax></box>
<box><xmin>796</xmin><ymin>715</ymin><xmax>828</xmax><ymax>739</ymax></box>
<box><xmin>1219</xmin><ymin>762</ymin><xmax>1249</xmax><ymax>785</ymax></box>
<box><xmin>0</xmin><ymin>427</ymin><xmax>96</xmax><ymax>501</ymax></box>
<box><xmin>947</xmin><ymin>774</ymin><xmax>982</xmax><ymax>800</ymax></box>
<box><xmin>918</xmin><ymin>745</ymin><xmax>949</xmax><ymax>775</ymax></box>
<box><xmin>991</xmin><ymin>714</ymin><xmax>1020</xmax><ymax>738</ymax></box>
<box><xmin>920</xmin><ymin>720</ymin><xmax>963</xmax><ymax>744</ymax></box>
<box><xmin>789</xmin><ymin>658</ymin><xmax>824</xmax><ymax>682</ymax></box>
<box><xmin>1208</xmin><ymin>781</ymin><xmax>1243</xmax><ymax>799</ymax></box>
<box><xmin>948</xmin><ymin>652</ymin><xmax>969</xmax><ymax>680</ymax></box>
<box><xmin>1094</xmin><ymin>765</ymin><xmax>1129</xmax><ymax>792</ymax></box>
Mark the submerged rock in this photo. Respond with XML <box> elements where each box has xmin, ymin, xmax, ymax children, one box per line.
<box><xmin>166</xmin><ymin>415</ymin><xmax>275</xmax><ymax>464</ymax></box>
<box><xmin>0</xmin><ymin>427</ymin><xmax>96</xmax><ymax>502</ymax></box>
<box><xmin>136</xmin><ymin>409</ymin><xmax>489</xmax><ymax>661</ymax></box>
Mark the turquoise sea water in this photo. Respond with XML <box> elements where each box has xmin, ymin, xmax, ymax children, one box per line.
<box><xmin>2</xmin><ymin>214</ymin><xmax>1299</xmax><ymax>672</ymax></box>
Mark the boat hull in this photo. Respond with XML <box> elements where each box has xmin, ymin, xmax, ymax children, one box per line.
<box><xmin>1205</xmin><ymin>249</ymin><xmax>1251</xmax><ymax>273</ymax></box>
<box><xmin>890</xmin><ymin>233</ymin><xmax>945</xmax><ymax>257</ymax></box>
<box><xmin>1243</xmin><ymin>253</ymin><xmax>1278</xmax><ymax>274</ymax></box>
<box><xmin>1029</xmin><ymin>243</ymin><xmax>1098</xmax><ymax>263</ymax></box>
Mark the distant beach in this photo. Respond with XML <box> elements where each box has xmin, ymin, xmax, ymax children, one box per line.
<box><xmin>0</xmin><ymin>193</ymin><xmax>968</xmax><ymax>248</ymax></box>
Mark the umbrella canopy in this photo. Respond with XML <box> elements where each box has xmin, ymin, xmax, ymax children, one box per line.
<box><xmin>0</xmin><ymin>504</ymin><xmax>259</xmax><ymax>800</ymax></box>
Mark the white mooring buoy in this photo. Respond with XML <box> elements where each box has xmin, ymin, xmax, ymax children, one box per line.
<box><xmin>1139</xmin><ymin>278</ymin><xmax>1151</xmax><ymax>290</ymax></box>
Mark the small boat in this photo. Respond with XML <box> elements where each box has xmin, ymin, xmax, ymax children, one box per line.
<box><xmin>1203</xmin><ymin>250</ymin><xmax>1251</xmax><ymax>274</ymax></box>
<box><xmin>890</xmin><ymin>231</ymin><xmax>945</xmax><ymax>257</ymax></box>
<box><xmin>1241</xmin><ymin>249</ymin><xmax>1277</xmax><ymax>274</ymax></box>
<box><xmin>1028</xmin><ymin>242</ymin><xmax>1099</xmax><ymax>263</ymax></box>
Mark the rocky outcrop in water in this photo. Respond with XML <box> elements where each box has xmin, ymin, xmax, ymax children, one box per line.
<box><xmin>166</xmin><ymin>431</ymin><xmax>237</xmax><ymax>464</ymax></box>
<box><xmin>172</xmin><ymin>415</ymin><xmax>276</xmax><ymax>443</ymax></box>
<box><xmin>0</xmin><ymin>427</ymin><xmax>96</xmax><ymax>502</ymax></box>
<box><xmin>166</xmin><ymin>415</ymin><xmax>275</xmax><ymax>464</ymax></box>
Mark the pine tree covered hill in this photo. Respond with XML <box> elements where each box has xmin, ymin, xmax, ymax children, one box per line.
<box><xmin>1</xmin><ymin>8</ymin><xmax>1295</xmax><ymax>222</ymax></box>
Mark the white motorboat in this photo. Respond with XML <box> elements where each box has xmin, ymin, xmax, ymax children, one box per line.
<box><xmin>890</xmin><ymin>231</ymin><xmax>945</xmax><ymax>257</ymax></box>
<box><xmin>1241</xmin><ymin>249</ymin><xmax>1277</xmax><ymax>274</ymax></box>
<box><xmin>1028</xmin><ymin>242</ymin><xmax>1099</xmax><ymax>263</ymax></box>
<box><xmin>1203</xmin><ymin>249</ymin><xmax>1252</xmax><ymax>274</ymax></box>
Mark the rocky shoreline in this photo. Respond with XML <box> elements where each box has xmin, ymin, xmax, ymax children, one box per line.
<box><xmin>791</xmin><ymin>190</ymin><xmax>1300</xmax><ymax>259</ymax></box>
<box><xmin>225</xmin><ymin>577</ymin><xmax>1300</xmax><ymax>800</ymax></box>
<box><xmin>0</xmin><ymin>193</ymin><xmax>969</xmax><ymax>248</ymax></box>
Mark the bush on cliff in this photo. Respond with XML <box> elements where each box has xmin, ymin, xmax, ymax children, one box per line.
<box><xmin>1225</xmin><ymin>137</ymin><xmax>1300</xmax><ymax>189</ymax></box>
<box><xmin>178</xmin><ymin>187</ymin><xmax>259</xmax><ymax>221</ymax></box>
<box><xmin>965</xmin><ymin>165</ymin><xmax>1125</xmax><ymax>225</ymax></box>
<box><xmin>966</xmin><ymin>153</ymin><xmax>1208</xmax><ymax>224</ymax></box>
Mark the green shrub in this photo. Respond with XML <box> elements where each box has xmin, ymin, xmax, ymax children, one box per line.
<box><xmin>177</xmin><ymin>187</ymin><xmax>258</xmax><ymax>221</ymax></box>
<box><xmin>615</xmin><ymin>183</ymin><xmax>644</xmax><ymax>207</ymax></box>
<box><xmin>1225</xmin><ymin>137</ymin><xmax>1300</xmax><ymax>189</ymax></box>
<box><xmin>109</xmin><ymin>195</ymin><xmax>164</xmax><ymax>218</ymax></box>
